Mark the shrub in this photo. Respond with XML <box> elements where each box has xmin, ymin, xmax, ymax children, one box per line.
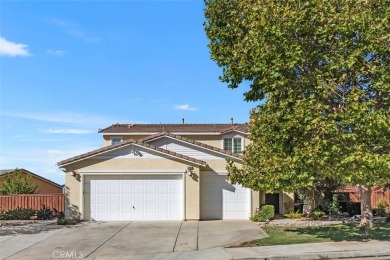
<box><xmin>57</xmin><ymin>212</ymin><xmax>67</xmax><ymax>225</ymax></box>
<box><xmin>251</xmin><ymin>205</ymin><xmax>275</xmax><ymax>222</ymax></box>
<box><xmin>284</xmin><ymin>210</ymin><xmax>303</xmax><ymax>219</ymax></box>
<box><xmin>37</xmin><ymin>208</ymin><xmax>52</xmax><ymax>220</ymax></box>
<box><xmin>376</xmin><ymin>199</ymin><xmax>389</xmax><ymax>217</ymax></box>
<box><xmin>0</xmin><ymin>207</ymin><xmax>36</xmax><ymax>220</ymax></box>
<box><xmin>312</xmin><ymin>211</ymin><xmax>325</xmax><ymax>220</ymax></box>
<box><xmin>328</xmin><ymin>195</ymin><xmax>342</xmax><ymax>216</ymax></box>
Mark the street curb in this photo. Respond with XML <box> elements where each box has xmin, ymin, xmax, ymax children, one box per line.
<box><xmin>235</xmin><ymin>249</ymin><xmax>390</xmax><ymax>260</ymax></box>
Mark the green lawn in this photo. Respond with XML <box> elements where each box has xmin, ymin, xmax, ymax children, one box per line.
<box><xmin>242</xmin><ymin>223</ymin><xmax>390</xmax><ymax>246</ymax></box>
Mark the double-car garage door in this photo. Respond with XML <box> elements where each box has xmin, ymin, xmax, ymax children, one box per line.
<box><xmin>84</xmin><ymin>173</ymin><xmax>250</xmax><ymax>221</ymax></box>
<box><xmin>84</xmin><ymin>175</ymin><xmax>183</xmax><ymax>221</ymax></box>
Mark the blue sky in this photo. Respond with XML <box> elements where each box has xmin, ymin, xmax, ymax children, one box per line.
<box><xmin>0</xmin><ymin>1</ymin><xmax>257</xmax><ymax>185</ymax></box>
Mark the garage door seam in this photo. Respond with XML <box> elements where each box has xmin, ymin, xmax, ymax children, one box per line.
<box><xmin>172</xmin><ymin>221</ymin><xmax>183</xmax><ymax>252</ymax></box>
<box><xmin>84</xmin><ymin>222</ymin><xmax>132</xmax><ymax>258</ymax></box>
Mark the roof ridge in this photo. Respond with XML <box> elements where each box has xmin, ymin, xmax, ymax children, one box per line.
<box><xmin>57</xmin><ymin>139</ymin><xmax>207</xmax><ymax>167</ymax></box>
<box><xmin>99</xmin><ymin>123</ymin><xmax>249</xmax><ymax>134</ymax></box>
<box><xmin>0</xmin><ymin>168</ymin><xmax>62</xmax><ymax>187</ymax></box>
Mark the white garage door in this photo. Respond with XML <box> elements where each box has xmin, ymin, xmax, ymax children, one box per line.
<box><xmin>200</xmin><ymin>172</ymin><xmax>250</xmax><ymax>220</ymax></box>
<box><xmin>84</xmin><ymin>175</ymin><xmax>183</xmax><ymax>221</ymax></box>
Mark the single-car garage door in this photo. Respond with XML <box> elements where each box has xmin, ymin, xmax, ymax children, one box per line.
<box><xmin>200</xmin><ymin>171</ymin><xmax>250</xmax><ymax>220</ymax></box>
<box><xmin>84</xmin><ymin>174</ymin><xmax>183</xmax><ymax>221</ymax></box>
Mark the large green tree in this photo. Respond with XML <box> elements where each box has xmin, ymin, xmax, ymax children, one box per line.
<box><xmin>0</xmin><ymin>170</ymin><xmax>39</xmax><ymax>195</ymax></box>
<box><xmin>205</xmin><ymin>0</ymin><xmax>390</xmax><ymax>227</ymax></box>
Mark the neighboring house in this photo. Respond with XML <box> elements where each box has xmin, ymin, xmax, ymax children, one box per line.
<box><xmin>0</xmin><ymin>168</ymin><xmax>63</xmax><ymax>194</ymax></box>
<box><xmin>57</xmin><ymin>123</ymin><xmax>294</xmax><ymax>221</ymax></box>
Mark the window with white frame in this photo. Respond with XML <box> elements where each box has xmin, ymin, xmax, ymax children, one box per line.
<box><xmin>223</xmin><ymin>137</ymin><xmax>242</xmax><ymax>153</ymax></box>
<box><xmin>111</xmin><ymin>137</ymin><xmax>123</xmax><ymax>145</ymax></box>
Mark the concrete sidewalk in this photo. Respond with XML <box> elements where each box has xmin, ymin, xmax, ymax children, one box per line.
<box><xmin>125</xmin><ymin>240</ymin><xmax>390</xmax><ymax>260</ymax></box>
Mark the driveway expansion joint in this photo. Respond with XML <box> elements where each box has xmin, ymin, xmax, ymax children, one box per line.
<box><xmin>172</xmin><ymin>221</ymin><xmax>184</xmax><ymax>252</ymax></box>
<box><xmin>4</xmin><ymin>226</ymin><xmax>66</xmax><ymax>259</ymax></box>
<box><xmin>84</xmin><ymin>221</ymin><xmax>132</xmax><ymax>258</ymax></box>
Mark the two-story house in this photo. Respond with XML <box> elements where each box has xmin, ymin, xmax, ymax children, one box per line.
<box><xmin>57</xmin><ymin>123</ymin><xmax>294</xmax><ymax>221</ymax></box>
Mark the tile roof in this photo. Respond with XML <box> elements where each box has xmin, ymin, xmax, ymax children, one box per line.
<box><xmin>0</xmin><ymin>168</ymin><xmax>62</xmax><ymax>188</ymax></box>
<box><xmin>99</xmin><ymin>123</ymin><xmax>249</xmax><ymax>134</ymax></box>
<box><xmin>140</xmin><ymin>132</ymin><xmax>244</xmax><ymax>160</ymax></box>
<box><xmin>57</xmin><ymin>139</ymin><xmax>207</xmax><ymax>167</ymax></box>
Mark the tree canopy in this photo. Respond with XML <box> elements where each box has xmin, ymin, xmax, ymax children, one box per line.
<box><xmin>0</xmin><ymin>170</ymin><xmax>39</xmax><ymax>195</ymax></box>
<box><xmin>205</xmin><ymin>0</ymin><xmax>390</xmax><ymax>226</ymax></box>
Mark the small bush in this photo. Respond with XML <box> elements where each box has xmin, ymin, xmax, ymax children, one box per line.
<box><xmin>57</xmin><ymin>211</ymin><xmax>67</xmax><ymax>225</ymax></box>
<box><xmin>284</xmin><ymin>210</ymin><xmax>303</xmax><ymax>219</ymax></box>
<box><xmin>376</xmin><ymin>199</ymin><xmax>389</xmax><ymax>217</ymax></box>
<box><xmin>312</xmin><ymin>211</ymin><xmax>325</xmax><ymax>220</ymax></box>
<box><xmin>0</xmin><ymin>207</ymin><xmax>36</xmax><ymax>220</ymax></box>
<box><xmin>328</xmin><ymin>195</ymin><xmax>342</xmax><ymax>216</ymax></box>
<box><xmin>37</xmin><ymin>208</ymin><xmax>52</xmax><ymax>220</ymax></box>
<box><xmin>251</xmin><ymin>205</ymin><xmax>275</xmax><ymax>222</ymax></box>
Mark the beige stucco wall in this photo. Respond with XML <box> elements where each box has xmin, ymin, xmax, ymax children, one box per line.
<box><xmin>251</xmin><ymin>190</ymin><xmax>260</xmax><ymax>216</ymax></box>
<box><xmin>103</xmin><ymin>135</ymin><xmax>150</xmax><ymax>146</ymax></box>
<box><xmin>185</xmin><ymin>167</ymin><xmax>200</xmax><ymax>220</ymax></box>
<box><xmin>63</xmin><ymin>156</ymin><xmax>201</xmax><ymax>220</ymax></box>
<box><xmin>276</xmin><ymin>192</ymin><xmax>296</xmax><ymax>214</ymax></box>
<box><xmin>103</xmin><ymin>133</ymin><xmax>250</xmax><ymax>150</ymax></box>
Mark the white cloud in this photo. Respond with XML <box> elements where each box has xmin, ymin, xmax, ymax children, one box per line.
<box><xmin>52</xmin><ymin>19</ymin><xmax>100</xmax><ymax>43</ymax></box>
<box><xmin>1</xmin><ymin>111</ymin><xmax>116</xmax><ymax>127</ymax></box>
<box><xmin>41</xmin><ymin>128</ymin><xmax>95</xmax><ymax>134</ymax></box>
<box><xmin>173</xmin><ymin>104</ymin><xmax>198</xmax><ymax>111</ymax></box>
<box><xmin>46</xmin><ymin>49</ymin><xmax>67</xmax><ymax>57</ymax></box>
<box><xmin>47</xmin><ymin>150</ymin><xmax>66</xmax><ymax>157</ymax></box>
<box><xmin>0</xmin><ymin>37</ymin><xmax>30</xmax><ymax>57</ymax></box>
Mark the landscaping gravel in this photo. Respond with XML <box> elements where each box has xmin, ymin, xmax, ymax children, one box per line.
<box><xmin>258</xmin><ymin>217</ymin><xmax>358</xmax><ymax>227</ymax></box>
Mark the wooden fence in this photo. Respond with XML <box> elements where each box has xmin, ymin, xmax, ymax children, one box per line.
<box><xmin>340</xmin><ymin>186</ymin><xmax>390</xmax><ymax>208</ymax></box>
<box><xmin>0</xmin><ymin>194</ymin><xmax>64</xmax><ymax>212</ymax></box>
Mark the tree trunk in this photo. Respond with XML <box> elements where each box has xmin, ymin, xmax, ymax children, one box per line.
<box><xmin>359</xmin><ymin>185</ymin><xmax>373</xmax><ymax>228</ymax></box>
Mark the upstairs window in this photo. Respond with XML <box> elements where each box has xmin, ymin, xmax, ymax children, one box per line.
<box><xmin>111</xmin><ymin>137</ymin><xmax>123</xmax><ymax>145</ymax></box>
<box><xmin>223</xmin><ymin>137</ymin><xmax>242</xmax><ymax>154</ymax></box>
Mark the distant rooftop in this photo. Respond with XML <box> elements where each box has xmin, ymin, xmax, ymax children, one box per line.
<box><xmin>0</xmin><ymin>168</ymin><xmax>62</xmax><ymax>188</ymax></box>
<box><xmin>99</xmin><ymin>123</ymin><xmax>249</xmax><ymax>134</ymax></box>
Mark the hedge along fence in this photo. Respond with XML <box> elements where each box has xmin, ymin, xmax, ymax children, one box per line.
<box><xmin>0</xmin><ymin>194</ymin><xmax>64</xmax><ymax>212</ymax></box>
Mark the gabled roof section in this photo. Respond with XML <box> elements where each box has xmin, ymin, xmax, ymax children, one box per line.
<box><xmin>0</xmin><ymin>168</ymin><xmax>62</xmax><ymax>188</ymax></box>
<box><xmin>57</xmin><ymin>139</ymin><xmax>207</xmax><ymax>167</ymax></box>
<box><xmin>140</xmin><ymin>132</ymin><xmax>244</xmax><ymax>160</ymax></box>
<box><xmin>99</xmin><ymin>123</ymin><xmax>248</xmax><ymax>134</ymax></box>
<box><xmin>220</xmin><ymin>126</ymin><xmax>249</xmax><ymax>135</ymax></box>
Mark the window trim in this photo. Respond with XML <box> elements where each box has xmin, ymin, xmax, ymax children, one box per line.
<box><xmin>222</xmin><ymin>135</ymin><xmax>244</xmax><ymax>154</ymax></box>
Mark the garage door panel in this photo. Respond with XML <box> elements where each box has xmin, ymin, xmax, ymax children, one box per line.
<box><xmin>158</xmin><ymin>194</ymin><xmax>169</xmax><ymax>201</ymax></box>
<box><xmin>201</xmin><ymin>172</ymin><xmax>250</xmax><ymax>220</ymax></box>
<box><xmin>85</xmin><ymin>174</ymin><xmax>183</xmax><ymax>221</ymax></box>
<box><xmin>109</xmin><ymin>184</ymin><xmax>121</xmax><ymax>193</ymax></box>
<box><xmin>134</xmin><ymin>184</ymin><xmax>144</xmax><ymax>192</ymax></box>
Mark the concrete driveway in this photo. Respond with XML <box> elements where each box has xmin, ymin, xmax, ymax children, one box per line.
<box><xmin>2</xmin><ymin>220</ymin><xmax>265</xmax><ymax>259</ymax></box>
